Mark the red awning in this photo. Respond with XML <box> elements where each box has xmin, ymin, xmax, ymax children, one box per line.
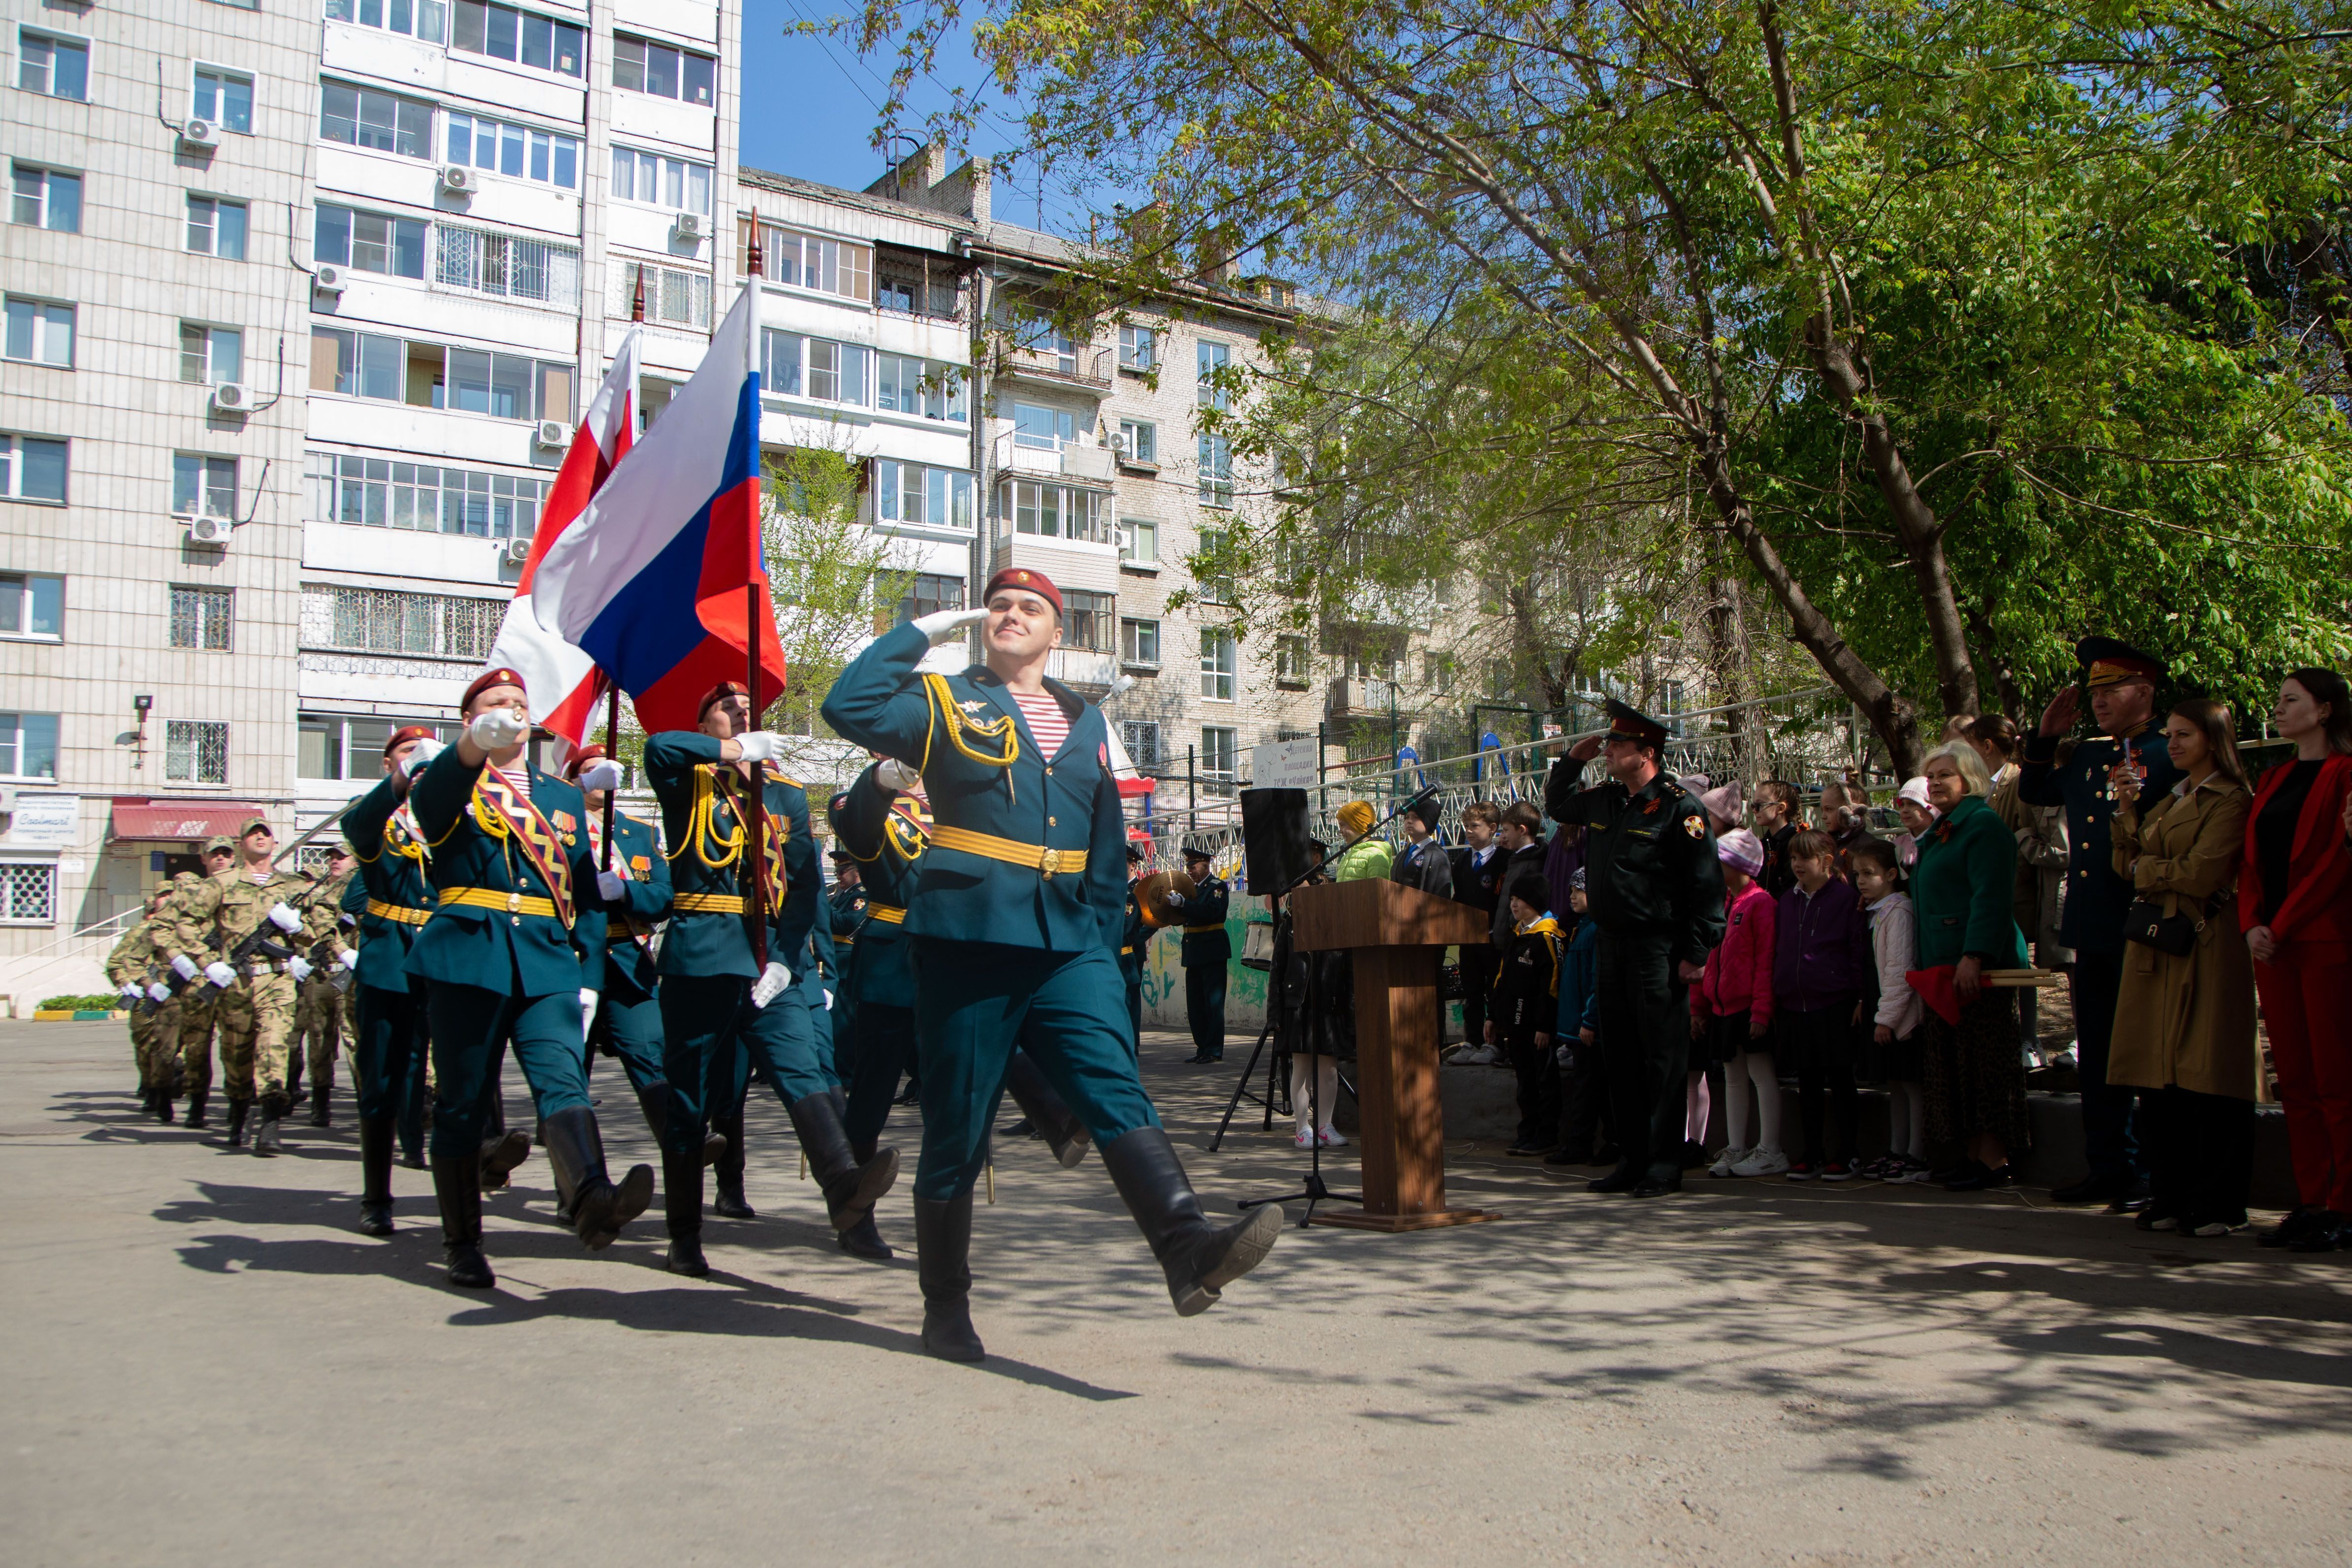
<box><xmin>109</xmin><ymin>800</ymin><xmax>266</xmax><ymax>842</ymax></box>
<box><xmin>1116</xmin><ymin>776</ymin><xmax>1157</xmax><ymax>798</ymax></box>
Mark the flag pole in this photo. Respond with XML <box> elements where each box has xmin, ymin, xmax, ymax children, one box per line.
<box><xmin>600</xmin><ymin>681</ymin><xmax>619</xmax><ymax>872</ymax></box>
<box><xmin>743</xmin><ymin>216</ymin><xmax>770</xmax><ymax>968</ymax></box>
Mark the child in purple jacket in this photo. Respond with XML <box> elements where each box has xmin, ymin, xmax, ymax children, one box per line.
<box><xmin>1774</xmin><ymin>830</ymin><xmax>1874</xmax><ymax>1178</ymax></box>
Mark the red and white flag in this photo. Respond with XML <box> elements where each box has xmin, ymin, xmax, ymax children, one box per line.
<box><xmin>486</xmin><ymin>326</ymin><xmax>642</xmax><ymax>757</ymax></box>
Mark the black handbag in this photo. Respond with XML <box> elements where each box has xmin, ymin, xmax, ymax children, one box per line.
<box><xmin>2124</xmin><ymin>894</ymin><xmax>2211</xmax><ymax>958</ymax></box>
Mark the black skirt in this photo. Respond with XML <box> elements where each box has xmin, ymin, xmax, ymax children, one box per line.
<box><xmin>1860</xmin><ymin>1025</ymin><xmax>1924</xmax><ymax>1083</ymax></box>
<box><xmin>1698</xmin><ymin>1009</ymin><xmax>1760</xmax><ymax>1068</ymax></box>
<box><xmin>1775</xmin><ymin>1002</ymin><xmax>1857</xmax><ymax>1074</ymax></box>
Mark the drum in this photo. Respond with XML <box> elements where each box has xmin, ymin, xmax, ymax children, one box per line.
<box><xmin>1240</xmin><ymin>920</ymin><xmax>1277</xmax><ymax>971</ymax></box>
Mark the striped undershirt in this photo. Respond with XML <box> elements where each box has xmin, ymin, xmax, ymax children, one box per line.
<box><xmin>1009</xmin><ymin>690</ymin><xmax>1069</xmax><ymax>758</ymax></box>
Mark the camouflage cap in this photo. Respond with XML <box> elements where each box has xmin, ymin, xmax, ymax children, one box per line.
<box><xmin>200</xmin><ymin>834</ymin><xmax>235</xmax><ymax>855</ymax></box>
<box><xmin>171</xmin><ymin>870</ymin><xmax>201</xmax><ymax>886</ymax></box>
<box><xmin>239</xmin><ymin>815</ymin><xmax>273</xmax><ymax>838</ymax></box>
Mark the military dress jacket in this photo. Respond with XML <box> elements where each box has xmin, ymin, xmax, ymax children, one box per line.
<box><xmin>404</xmin><ymin>748</ymin><xmax>605</xmax><ymax>998</ymax></box>
<box><xmin>574</xmin><ymin>808</ymin><xmax>672</xmax><ymax>996</ymax></box>
<box><xmin>820</xmin><ymin>620</ymin><xmax>1127</xmax><ymax>956</ymax></box>
<box><xmin>1120</xmin><ymin>884</ymin><xmax>1148</xmax><ymax>981</ymax></box>
<box><xmin>643</xmin><ymin>732</ymin><xmax>819</xmax><ymax>981</ymax></box>
<box><xmin>834</xmin><ymin>763</ymin><xmax>930</xmax><ymax>1003</ymax></box>
<box><xmin>1545</xmin><ymin>758</ymin><xmax>1727</xmax><ymax>970</ymax></box>
<box><xmin>344</xmin><ymin>773</ymin><xmax>441</xmax><ymax>995</ymax></box>
<box><xmin>2019</xmin><ymin>724</ymin><xmax>2183</xmax><ymax>955</ymax></box>
<box><xmin>1176</xmin><ymin>873</ymin><xmax>1232</xmax><ymax>967</ymax></box>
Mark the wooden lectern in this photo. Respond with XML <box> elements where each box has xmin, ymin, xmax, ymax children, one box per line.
<box><xmin>1289</xmin><ymin>877</ymin><xmax>1497</xmax><ymax>1231</ymax></box>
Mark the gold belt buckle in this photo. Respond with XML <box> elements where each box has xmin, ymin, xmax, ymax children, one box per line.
<box><xmin>1037</xmin><ymin>847</ymin><xmax>1061</xmax><ymax>880</ymax></box>
<box><xmin>506</xmin><ymin>891</ymin><xmax>522</xmax><ymax>914</ymax></box>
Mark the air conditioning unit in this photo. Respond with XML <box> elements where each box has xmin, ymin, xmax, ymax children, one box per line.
<box><xmin>186</xmin><ymin>516</ymin><xmax>233</xmax><ymax>545</ymax></box>
<box><xmin>179</xmin><ymin>118</ymin><xmax>218</xmax><ymax>146</ymax></box>
<box><xmin>209</xmin><ymin>383</ymin><xmax>253</xmax><ymax>412</ymax></box>
<box><xmin>672</xmin><ymin>210</ymin><xmax>705</xmax><ymax>240</ymax></box>
<box><xmin>311</xmin><ymin>264</ymin><xmax>347</xmax><ymax>294</ymax></box>
<box><xmin>533</xmin><ymin>419</ymin><xmax>570</xmax><ymax>449</ymax></box>
<box><xmin>439</xmin><ymin>165</ymin><xmax>476</xmax><ymax>193</ymax></box>
<box><xmin>502</xmin><ymin>537</ymin><xmax>533</xmax><ymax>566</ymax></box>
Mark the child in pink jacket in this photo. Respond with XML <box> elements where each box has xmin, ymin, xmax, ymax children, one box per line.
<box><xmin>1692</xmin><ymin>830</ymin><xmax>1787</xmax><ymax>1176</ymax></box>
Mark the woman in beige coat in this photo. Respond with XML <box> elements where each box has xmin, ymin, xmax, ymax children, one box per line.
<box><xmin>2108</xmin><ymin>697</ymin><xmax>2258</xmax><ymax>1235</ymax></box>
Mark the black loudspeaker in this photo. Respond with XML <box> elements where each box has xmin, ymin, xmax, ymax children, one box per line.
<box><xmin>1240</xmin><ymin>788</ymin><xmax>1315</xmax><ymax>893</ymax></box>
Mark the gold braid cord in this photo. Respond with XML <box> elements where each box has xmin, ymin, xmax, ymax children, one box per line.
<box><xmin>922</xmin><ymin>672</ymin><xmax>1019</xmax><ymax>801</ymax></box>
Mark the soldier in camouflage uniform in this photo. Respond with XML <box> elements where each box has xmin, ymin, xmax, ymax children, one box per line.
<box><xmin>104</xmin><ymin>885</ymin><xmax>181</xmax><ymax>1121</ymax></box>
<box><xmin>169</xmin><ymin>848</ymin><xmax>233</xmax><ymax>1130</ymax></box>
<box><xmin>288</xmin><ymin>851</ymin><xmax>360</xmax><ymax>1127</ymax></box>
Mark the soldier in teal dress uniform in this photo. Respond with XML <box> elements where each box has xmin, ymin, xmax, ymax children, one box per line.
<box><xmin>822</xmin><ymin>567</ymin><xmax>1282</xmax><ymax>1362</ymax></box>
<box><xmin>1119</xmin><ymin>845</ymin><xmax>1149</xmax><ymax>1048</ymax></box>
<box><xmin>1170</xmin><ymin>843</ymin><xmax>1231</xmax><ymax>1063</ymax></box>
<box><xmin>405</xmin><ymin>669</ymin><xmax>654</xmax><ymax>1289</ymax></box>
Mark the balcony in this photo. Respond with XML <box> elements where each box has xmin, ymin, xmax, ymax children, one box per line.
<box><xmin>1046</xmin><ymin>647</ymin><xmax>1119</xmax><ymax>696</ymax></box>
<box><xmin>992</xmin><ymin>431</ymin><xmax>1119</xmax><ymax>488</ymax></box>
<box><xmin>1326</xmin><ymin>676</ymin><xmax>1399</xmax><ymax>718</ymax></box>
<box><xmin>998</xmin><ymin>342</ymin><xmax>1113</xmax><ymax>391</ymax></box>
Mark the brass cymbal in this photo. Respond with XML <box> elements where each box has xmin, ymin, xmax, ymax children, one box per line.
<box><xmin>1134</xmin><ymin>867</ymin><xmax>1198</xmax><ymax>928</ymax></box>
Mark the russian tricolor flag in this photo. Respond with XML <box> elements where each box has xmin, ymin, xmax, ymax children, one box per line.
<box><xmin>528</xmin><ymin>283</ymin><xmax>786</xmax><ymax>734</ymax></box>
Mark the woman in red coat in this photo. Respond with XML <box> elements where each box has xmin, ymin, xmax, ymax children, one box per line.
<box><xmin>2240</xmin><ymin>668</ymin><xmax>2352</xmax><ymax>1253</ymax></box>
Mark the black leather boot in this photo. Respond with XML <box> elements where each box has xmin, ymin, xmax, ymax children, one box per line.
<box><xmin>1002</xmin><ymin>1052</ymin><xmax>1091</xmax><ymax>1169</ymax></box>
<box><xmin>358</xmin><ymin>1113</ymin><xmax>396</xmax><ymax>1236</ymax></box>
<box><xmin>711</xmin><ymin>1106</ymin><xmax>754</xmax><ymax>1216</ymax></box>
<box><xmin>478</xmin><ymin>1127</ymin><xmax>531</xmax><ymax>1191</ymax></box>
<box><xmin>252</xmin><ymin>1095</ymin><xmax>288</xmax><ymax>1157</ymax></box>
<box><xmin>836</xmin><ymin>1138</ymin><xmax>895</xmax><ymax>1260</ymax></box>
<box><xmin>663</xmin><ymin>1147</ymin><xmax>709</xmax><ymax>1277</ymax></box>
<box><xmin>223</xmin><ymin>1096</ymin><xmax>251</xmax><ymax>1149</ymax></box>
<box><xmin>913</xmin><ymin>1191</ymin><xmax>984</xmax><ymax>1362</ymax></box>
<box><xmin>308</xmin><ymin>1063</ymin><xmax>333</xmax><ymax>1127</ymax></box>
<box><xmin>285</xmin><ymin>1051</ymin><xmax>304</xmax><ymax>1104</ymax></box>
<box><xmin>155</xmin><ymin>1090</ymin><xmax>176</xmax><ymax>1126</ymax></box>
<box><xmin>431</xmin><ymin>1155</ymin><xmax>493</xmax><ymax>1288</ymax></box>
<box><xmin>184</xmin><ymin>1088</ymin><xmax>208</xmax><ymax>1130</ymax></box>
<box><xmin>540</xmin><ymin>1107</ymin><xmax>653</xmax><ymax>1251</ymax></box>
<box><xmin>786</xmin><ymin>1091</ymin><xmax>898</xmax><ymax>1234</ymax></box>
<box><xmin>1099</xmin><ymin>1128</ymin><xmax>1283</xmax><ymax>1317</ymax></box>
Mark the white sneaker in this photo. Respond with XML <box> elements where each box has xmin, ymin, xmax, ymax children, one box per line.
<box><xmin>1453</xmin><ymin>1045</ymin><xmax>1501</xmax><ymax>1066</ymax></box>
<box><xmin>1730</xmin><ymin>1148</ymin><xmax>1790</xmax><ymax>1177</ymax></box>
<box><xmin>1294</xmin><ymin>1129</ymin><xmax>1316</xmax><ymax>1149</ymax></box>
<box><xmin>1317</xmin><ymin>1126</ymin><xmax>1348</xmax><ymax>1148</ymax></box>
<box><xmin>1709</xmin><ymin>1147</ymin><xmax>1750</xmax><ymax>1178</ymax></box>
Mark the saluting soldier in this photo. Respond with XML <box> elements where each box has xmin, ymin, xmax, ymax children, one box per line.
<box><xmin>1547</xmin><ymin>701</ymin><xmax>1727</xmax><ymax>1198</ymax></box>
<box><xmin>341</xmin><ymin>726</ymin><xmax>441</xmax><ymax>1237</ymax></box>
<box><xmin>2020</xmin><ymin>636</ymin><xmax>2183</xmax><ymax>1208</ymax></box>
<box><xmin>106</xmin><ymin>885</ymin><xmax>181</xmax><ymax>1121</ymax></box>
<box><xmin>1169</xmin><ymin>843</ymin><xmax>1231</xmax><ymax>1064</ymax></box>
<box><xmin>163</xmin><ymin>846</ymin><xmax>233</xmax><ymax>1131</ymax></box>
<box><xmin>823</xmin><ymin>567</ymin><xmax>1282</xmax><ymax>1362</ymax></box>
<box><xmin>286</xmin><ymin>850</ymin><xmax>359</xmax><ymax>1127</ymax></box>
<box><xmin>644</xmin><ymin>681</ymin><xmax>896</xmax><ymax>1280</ymax></box>
<box><xmin>405</xmin><ymin>669</ymin><xmax>654</xmax><ymax>1287</ymax></box>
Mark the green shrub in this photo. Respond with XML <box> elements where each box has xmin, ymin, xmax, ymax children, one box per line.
<box><xmin>40</xmin><ymin>994</ymin><xmax>123</xmax><ymax>1012</ymax></box>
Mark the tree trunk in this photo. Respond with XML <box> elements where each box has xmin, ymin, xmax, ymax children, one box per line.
<box><xmin>1705</xmin><ymin>562</ymin><xmax>1754</xmax><ymax>786</ymax></box>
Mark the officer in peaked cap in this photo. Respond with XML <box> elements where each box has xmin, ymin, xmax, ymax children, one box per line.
<box><xmin>1168</xmin><ymin>842</ymin><xmax>1231</xmax><ymax>1064</ymax></box>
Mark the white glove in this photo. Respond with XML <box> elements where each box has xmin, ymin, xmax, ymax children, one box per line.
<box><xmin>203</xmin><ymin>962</ymin><xmax>237</xmax><ymax>989</ymax></box>
<box><xmin>267</xmin><ymin>901</ymin><xmax>303</xmax><ymax>934</ymax></box>
<box><xmin>289</xmin><ymin>957</ymin><xmax>314</xmax><ymax>982</ymax></box>
<box><xmin>403</xmin><ymin>738</ymin><xmax>443</xmax><ymax>776</ymax></box>
<box><xmin>912</xmin><ymin>605</ymin><xmax>989</xmax><ymax>645</ymax></box>
<box><xmin>577</xmin><ymin>758</ymin><xmax>623</xmax><ymax>793</ymax></box>
<box><xmin>874</xmin><ymin>757</ymin><xmax>922</xmax><ymax>793</ymax></box>
<box><xmin>338</xmin><ymin>948</ymin><xmax>359</xmax><ymax>971</ymax></box>
<box><xmin>821</xmin><ymin>986</ymin><xmax>835</xmax><ymax>1012</ymax></box>
<box><xmin>732</xmin><ymin>731</ymin><xmax>782</xmax><ymax>764</ymax></box>
<box><xmin>120</xmin><ymin>981</ymin><xmax>143</xmax><ymax>999</ymax></box>
<box><xmin>579</xmin><ymin>988</ymin><xmax>599</xmax><ymax>1039</ymax></box>
<box><xmin>467</xmin><ymin>707</ymin><xmax>527</xmax><ymax>750</ymax></box>
<box><xmin>147</xmin><ymin>982</ymin><xmax>171</xmax><ymax>1003</ymax></box>
<box><xmin>171</xmin><ymin>954</ymin><xmax>200</xmax><ymax>982</ymax></box>
<box><xmin>596</xmin><ymin>870</ymin><xmax>625</xmax><ymax>901</ymax></box>
<box><xmin>750</xmin><ymin>961</ymin><xmax>791</xmax><ymax>1009</ymax></box>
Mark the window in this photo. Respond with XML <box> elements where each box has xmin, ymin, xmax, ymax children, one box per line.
<box><xmin>18</xmin><ymin>29</ymin><xmax>88</xmax><ymax>100</ymax></box>
<box><xmin>173</xmin><ymin>454</ymin><xmax>238</xmax><ymax>518</ymax></box>
<box><xmin>1122</xmin><ymin>719</ymin><xmax>1163</xmax><ymax>769</ymax></box>
<box><xmin>0</xmin><ymin>435</ymin><xmax>67</xmax><ymax>502</ymax></box>
<box><xmin>3</xmin><ymin>298</ymin><xmax>72</xmax><ymax>367</ymax></box>
<box><xmin>1424</xmin><ymin>650</ymin><xmax>1455</xmax><ymax>696</ymax></box>
<box><xmin>876</xmin><ymin>265</ymin><xmax>958</xmax><ymax>320</ymax></box>
<box><xmin>0</xmin><ymin>574</ymin><xmax>62</xmax><ymax>640</ymax></box>
<box><xmin>445</xmin><ymin>113</ymin><xmax>580</xmax><ymax>189</ymax></box>
<box><xmin>312</xmin><ymin>585</ymin><xmax>500</xmax><ymax>659</ymax></box>
<box><xmin>0</xmin><ymin>862</ymin><xmax>56</xmax><ymax>924</ymax></box>
<box><xmin>1120</xmin><ymin>517</ymin><xmax>1158</xmax><ymax>566</ymax></box>
<box><xmin>0</xmin><ymin>711</ymin><xmax>59</xmax><ymax>779</ymax></box>
<box><xmin>872</xmin><ymin>460</ymin><xmax>974</xmax><ymax>530</ymax></box>
<box><xmin>1118</xmin><ymin>324</ymin><xmax>1157</xmax><ymax>371</ymax></box>
<box><xmin>309</xmin><ymin>327</ymin><xmax>399</xmax><ymax>399</ymax></box>
<box><xmin>435</xmin><ymin>225</ymin><xmax>581</xmax><ymax>307</ymax></box>
<box><xmin>1201</xmin><ymin>726</ymin><xmax>1238</xmax><ymax>794</ymax></box>
<box><xmin>186</xmin><ymin>196</ymin><xmax>248</xmax><ymax>260</ymax></box>
<box><xmin>1197</xmin><ymin>339</ymin><xmax>1231</xmax><ymax>409</ymax></box>
<box><xmin>311</xmin><ymin>331</ymin><xmax>569</xmax><ymax>421</ymax></box>
<box><xmin>1200</xmin><ymin>629</ymin><xmax>1237</xmax><ymax>701</ymax></box>
<box><xmin>305</xmin><ymin>451</ymin><xmax>548</xmax><ymax>537</ymax></box>
<box><xmin>1064</xmin><ymin>589</ymin><xmax>1116</xmax><ymax>653</ymax></box>
<box><xmin>612</xmin><ymin>261</ymin><xmax>712</xmax><ymax>329</ymax></box>
<box><xmin>1117</xmin><ymin>420</ymin><xmax>1156</xmax><ymax>465</ymax></box>
<box><xmin>761</xmin><ymin>332</ymin><xmax>870</xmax><ymax>404</ymax></box>
<box><xmin>1121</xmin><ymin>616</ymin><xmax>1160</xmax><ymax>668</ymax></box>
<box><xmin>326</xmin><ymin>0</ymin><xmax>449</xmax><ymax>43</ymax></box>
<box><xmin>179</xmin><ymin>324</ymin><xmax>242</xmax><ymax>385</ymax></box>
<box><xmin>10</xmin><ymin>164</ymin><xmax>79</xmax><ymax>232</ymax></box>
<box><xmin>875</xmin><ymin>572</ymin><xmax>963</xmax><ymax>633</ymax></box>
<box><xmin>164</xmin><ymin>720</ymin><xmax>229</xmax><ymax>784</ymax></box>
<box><xmin>876</xmin><ymin>355</ymin><xmax>966</xmax><ymax>422</ymax></box>
<box><xmin>614</xmin><ymin>33</ymin><xmax>715</xmax><ymax>105</ymax></box>
<box><xmin>1195</xmin><ymin>527</ymin><xmax>1234</xmax><ymax>602</ymax></box>
<box><xmin>166</xmin><ymin>585</ymin><xmax>233</xmax><ymax>650</ymax></box>
<box><xmin>314</xmin><ymin>203</ymin><xmax>427</xmax><ymax>279</ymax></box>
<box><xmin>1198</xmin><ymin>433</ymin><xmax>1234</xmax><ymax>508</ymax></box>
<box><xmin>318</xmin><ymin>81</ymin><xmax>432</xmax><ymax>159</ymax></box>
<box><xmin>1275</xmin><ymin>634</ymin><xmax>1309</xmax><ymax>687</ymax></box>
<box><xmin>453</xmin><ymin>2</ymin><xmax>584</xmax><ymax>76</ymax></box>
<box><xmin>742</xmin><ymin>220</ymin><xmax>872</xmax><ymax>302</ymax></box>
<box><xmin>192</xmin><ymin>67</ymin><xmax>253</xmax><ymax>133</ymax></box>
<box><xmin>1012</xmin><ymin>401</ymin><xmax>1076</xmax><ymax>451</ymax></box>
<box><xmin>1002</xmin><ymin>480</ymin><xmax>1111</xmax><ymax>544</ymax></box>
<box><xmin>610</xmin><ymin>147</ymin><xmax>712</xmax><ymax>214</ymax></box>
<box><xmin>298</xmin><ymin>713</ymin><xmax>453</xmax><ymax>780</ymax></box>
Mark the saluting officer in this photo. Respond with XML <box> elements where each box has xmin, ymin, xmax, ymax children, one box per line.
<box><xmin>1547</xmin><ymin>701</ymin><xmax>1726</xmax><ymax>1198</ymax></box>
<box><xmin>1170</xmin><ymin>843</ymin><xmax>1231</xmax><ymax>1064</ymax></box>
<box><xmin>406</xmin><ymin>669</ymin><xmax>653</xmax><ymax>1287</ymax></box>
<box><xmin>823</xmin><ymin>567</ymin><xmax>1282</xmax><ymax>1362</ymax></box>
<box><xmin>2020</xmin><ymin>636</ymin><xmax>2182</xmax><ymax>1208</ymax></box>
<box><xmin>341</xmin><ymin>725</ymin><xmax>441</xmax><ymax>1237</ymax></box>
<box><xmin>644</xmin><ymin>681</ymin><xmax>896</xmax><ymax>1279</ymax></box>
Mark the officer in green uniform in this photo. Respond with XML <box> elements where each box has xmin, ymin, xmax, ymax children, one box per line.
<box><xmin>823</xmin><ymin>567</ymin><xmax>1282</xmax><ymax>1362</ymax></box>
<box><xmin>644</xmin><ymin>681</ymin><xmax>896</xmax><ymax>1280</ymax></box>
<box><xmin>406</xmin><ymin>669</ymin><xmax>653</xmax><ymax>1288</ymax></box>
<box><xmin>1169</xmin><ymin>844</ymin><xmax>1231</xmax><ymax>1064</ymax></box>
<box><xmin>1546</xmin><ymin>701</ymin><xmax>1726</xmax><ymax>1199</ymax></box>
<box><xmin>1119</xmin><ymin>844</ymin><xmax>1150</xmax><ymax>1047</ymax></box>
<box><xmin>825</xmin><ymin>835</ymin><xmax>865</xmax><ymax>1074</ymax></box>
<box><xmin>2019</xmin><ymin>636</ymin><xmax>2182</xmax><ymax>1206</ymax></box>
